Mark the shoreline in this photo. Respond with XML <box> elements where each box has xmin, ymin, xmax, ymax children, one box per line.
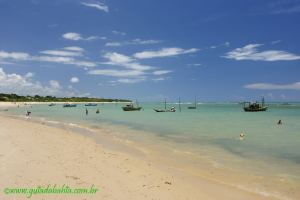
<box><xmin>0</xmin><ymin>113</ymin><xmax>278</xmax><ymax>200</ymax></box>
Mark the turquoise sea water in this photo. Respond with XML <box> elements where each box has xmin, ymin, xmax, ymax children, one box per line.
<box><xmin>4</xmin><ymin>102</ymin><xmax>300</xmax><ymax>198</ymax></box>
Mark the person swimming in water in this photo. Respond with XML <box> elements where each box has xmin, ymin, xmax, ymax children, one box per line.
<box><xmin>277</xmin><ymin>120</ymin><xmax>282</xmax><ymax>125</ymax></box>
<box><xmin>239</xmin><ymin>132</ymin><xmax>245</xmax><ymax>140</ymax></box>
<box><xmin>96</xmin><ymin>109</ymin><xmax>100</xmax><ymax>114</ymax></box>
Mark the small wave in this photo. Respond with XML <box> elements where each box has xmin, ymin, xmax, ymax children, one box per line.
<box><xmin>46</xmin><ymin>120</ymin><xmax>60</xmax><ymax>124</ymax></box>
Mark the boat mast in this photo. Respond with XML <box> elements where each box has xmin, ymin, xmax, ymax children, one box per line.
<box><xmin>179</xmin><ymin>97</ymin><xmax>181</xmax><ymax>112</ymax></box>
<box><xmin>136</xmin><ymin>99</ymin><xmax>139</xmax><ymax>107</ymax></box>
<box><xmin>194</xmin><ymin>96</ymin><xmax>197</xmax><ymax>108</ymax></box>
<box><xmin>164</xmin><ymin>98</ymin><xmax>167</xmax><ymax>110</ymax></box>
<box><xmin>262</xmin><ymin>96</ymin><xmax>265</xmax><ymax>106</ymax></box>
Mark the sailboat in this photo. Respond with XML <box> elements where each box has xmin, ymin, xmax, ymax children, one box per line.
<box><xmin>153</xmin><ymin>99</ymin><xmax>176</xmax><ymax>112</ymax></box>
<box><xmin>188</xmin><ymin>96</ymin><xmax>197</xmax><ymax>109</ymax></box>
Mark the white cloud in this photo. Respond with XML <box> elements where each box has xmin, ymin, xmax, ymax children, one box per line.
<box><xmin>103</xmin><ymin>52</ymin><xmax>134</xmax><ymax>63</ymax></box>
<box><xmin>0</xmin><ymin>51</ymin><xmax>30</xmax><ymax>60</ymax></box>
<box><xmin>62</xmin><ymin>32</ymin><xmax>99</xmax><ymax>41</ymax></box>
<box><xmin>152</xmin><ymin>77</ymin><xmax>168</xmax><ymax>81</ymax></box>
<box><xmin>210</xmin><ymin>42</ymin><xmax>230</xmax><ymax>49</ymax></box>
<box><xmin>105</xmin><ymin>39</ymin><xmax>161</xmax><ymax>47</ymax></box>
<box><xmin>132</xmin><ymin>39</ymin><xmax>161</xmax><ymax>45</ymax></box>
<box><xmin>102</xmin><ymin>52</ymin><xmax>154</xmax><ymax>71</ymax></box>
<box><xmin>115</xmin><ymin>78</ymin><xmax>146</xmax><ymax>84</ymax></box>
<box><xmin>133</xmin><ymin>47</ymin><xmax>198</xmax><ymax>59</ymax></box>
<box><xmin>49</xmin><ymin>80</ymin><xmax>61</xmax><ymax>89</ymax></box>
<box><xmin>105</xmin><ymin>42</ymin><xmax>122</xmax><ymax>47</ymax></box>
<box><xmin>188</xmin><ymin>63</ymin><xmax>202</xmax><ymax>67</ymax></box>
<box><xmin>224</xmin><ymin>44</ymin><xmax>300</xmax><ymax>61</ymax></box>
<box><xmin>70</xmin><ymin>77</ymin><xmax>79</xmax><ymax>83</ymax></box>
<box><xmin>0</xmin><ymin>50</ymin><xmax>96</xmax><ymax>68</ymax></box>
<box><xmin>112</xmin><ymin>30</ymin><xmax>126</xmax><ymax>36</ymax></box>
<box><xmin>40</xmin><ymin>50</ymin><xmax>83</xmax><ymax>57</ymax></box>
<box><xmin>63</xmin><ymin>46</ymin><xmax>85</xmax><ymax>52</ymax></box>
<box><xmin>81</xmin><ymin>2</ymin><xmax>109</xmax><ymax>13</ymax></box>
<box><xmin>271</xmin><ymin>40</ymin><xmax>281</xmax><ymax>45</ymax></box>
<box><xmin>62</xmin><ymin>32</ymin><xmax>82</xmax><ymax>41</ymax></box>
<box><xmin>25</xmin><ymin>72</ymin><xmax>34</xmax><ymax>78</ymax></box>
<box><xmin>0</xmin><ymin>67</ymin><xmax>65</xmax><ymax>96</ymax></box>
<box><xmin>153</xmin><ymin>70</ymin><xmax>172</xmax><ymax>75</ymax></box>
<box><xmin>244</xmin><ymin>82</ymin><xmax>300</xmax><ymax>90</ymax></box>
<box><xmin>88</xmin><ymin>69</ymin><xmax>145</xmax><ymax>77</ymax></box>
<box><xmin>34</xmin><ymin>56</ymin><xmax>96</xmax><ymax>67</ymax></box>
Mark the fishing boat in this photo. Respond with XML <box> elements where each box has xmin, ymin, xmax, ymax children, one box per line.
<box><xmin>48</xmin><ymin>103</ymin><xmax>56</xmax><ymax>106</ymax></box>
<box><xmin>243</xmin><ymin>97</ymin><xmax>268</xmax><ymax>112</ymax></box>
<box><xmin>153</xmin><ymin>99</ymin><xmax>176</xmax><ymax>112</ymax></box>
<box><xmin>85</xmin><ymin>103</ymin><xmax>98</xmax><ymax>106</ymax></box>
<box><xmin>63</xmin><ymin>103</ymin><xmax>77</xmax><ymax>108</ymax></box>
<box><xmin>122</xmin><ymin>104</ymin><xmax>142</xmax><ymax>111</ymax></box>
<box><xmin>188</xmin><ymin>96</ymin><xmax>197</xmax><ymax>109</ymax></box>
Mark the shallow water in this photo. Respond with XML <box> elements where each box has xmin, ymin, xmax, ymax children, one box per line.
<box><xmin>6</xmin><ymin>102</ymin><xmax>300</xmax><ymax>199</ymax></box>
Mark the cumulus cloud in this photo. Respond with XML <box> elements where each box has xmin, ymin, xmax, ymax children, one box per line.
<box><xmin>224</xmin><ymin>44</ymin><xmax>300</xmax><ymax>61</ymax></box>
<box><xmin>81</xmin><ymin>2</ymin><xmax>109</xmax><ymax>13</ymax></box>
<box><xmin>133</xmin><ymin>47</ymin><xmax>198</xmax><ymax>59</ymax></box>
<box><xmin>70</xmin><ymin>77</ymin><xmax>79</xmax><ymax>83</ymax></box>
<box><xmin>0</xmin><ymin>67</ymin><xmax>66</xmax><ymax>96</ymax></box>
<box><xmin>244</xmin><ymin>82</ymin><xmax>300</xmax><ymax>90</ymax></box>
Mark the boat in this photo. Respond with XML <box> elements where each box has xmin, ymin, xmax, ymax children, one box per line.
<box><xmin>48</xmin><ymin>103</ymin><xmax>56</xmax><ymax>106</ymax></box>
<box><xmin>122</xmin><ymin>102</ymin><xmax>142</xmax><ymax>111</ymax></box>
<box><xmin>85</xmin><ymin>103</ymin><xmax>98</xmax><ymax>106</ymax></box>
<box><xmin>188</xmin><ymin>96</ymin><xmax>197</xmax><ymax>109</ymax></box>
<box><xmin>153</xmin><ymin>99</ymin><xmax>176</xmax><ymax>112</ymax></box>
<box><xmin>63</xmin><ymin>103</ymin><xmax>77</xmax><ymax>108</ymax></box>
<box><xmin>243</xmin><ymin>97</ymin><xmax>268</xmax><ymax>112</ymax></box>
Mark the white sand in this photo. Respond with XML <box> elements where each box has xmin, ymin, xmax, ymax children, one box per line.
<box><xmin>0</xmin><ymin>115</ymin><xmax>277</xmax><ymax>200</ymax></box>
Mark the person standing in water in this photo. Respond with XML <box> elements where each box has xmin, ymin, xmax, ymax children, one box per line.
<box><xmin>96</xmin><ymin>109</ymin><xmax>100</xmax><ymax>114</ymax></box>
<box><xmin>277</xmin><ymin>120</ymin><xmax>282</xmax><ymax>125</ymax></box>
<box><xmin>86</xmin><ymin>108</ymin><xmax>88</xmax><ymax>115</ymax></box>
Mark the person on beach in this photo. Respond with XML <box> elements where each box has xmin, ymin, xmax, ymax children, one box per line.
<box><xmin>26</xmin><ymin>111</ymin><xmax>31</xmax><ymax>116</ymax></box>
<box><xmin>240</xmin><ymin>132</ymin><xmax>245</xmax><ymax>140</ymax></box>
<box><xmin>277</xmin><ymin>120</ymin><xmax>282</xmax><ymax>125</ymax></box>
<box><xmin>86</xmin><ymin>108</ymin><xmax>88</xmax><ymax>115</ymax></box>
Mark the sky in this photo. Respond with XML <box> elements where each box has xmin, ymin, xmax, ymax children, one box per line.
<box><xmin>0</xmin><ymin>0</ymin><xmax>300</xmax><ymax>102</ymax></box>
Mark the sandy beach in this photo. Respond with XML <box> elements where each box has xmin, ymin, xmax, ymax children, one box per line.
<box><xmin>0</xmin><ymin>111</ymin><xmax>279</xmax><ymax>200</ymax></box>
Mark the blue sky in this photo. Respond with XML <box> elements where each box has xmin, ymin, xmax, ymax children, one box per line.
<box><xmin>0</xmin><ymin>0</ymin><xmax>300</xmax><ymax>101</ymax></box>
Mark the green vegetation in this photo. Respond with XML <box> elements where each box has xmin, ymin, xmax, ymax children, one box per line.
<box><xmin>0</xmin><ymin>93</ymin><xmax>131</xmax><ymax>102</ymax></box>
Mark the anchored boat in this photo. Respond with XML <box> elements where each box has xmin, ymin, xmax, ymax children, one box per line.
<box><xmin>122</xmin><ymin>103</ymin><xmax>142</xmax><ymax>111</ymax></box>
<box><xmin>63</xmin><ymin>103</ymin><xmax>77</xmax><ymax>108</ymax></box>
<box><xmin>154</xmin><ymin>99</ymin><xmax>176</xmax><ymax>112</ymax></box>
<box><xmin>188</xmin><ymin>96</ymin><xmax>197</xmax><ymax>109</ymax></box>
<box><xmin>85</xmin><ymin>103</ymin><xmax>98</xmax><ymax>106</ymax></box>
<box><xmin>243</xmin><ymin>97</ymin><xmax>268</xmax><ymax>112</ymax></box>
